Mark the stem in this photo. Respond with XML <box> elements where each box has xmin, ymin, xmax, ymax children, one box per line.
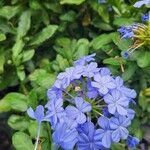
<box><xmin>34</xmin><ymin>122</ymin><xmax>41</xmax><ymax>150</ymax></box>
<box><xmin>63</xmin><ymin>90</ymin><xmax>75</xmax><ymax>99</ymax></box>
<box><xmin>46</xmin><ymin>122</ymin><xmax>51</xmax><ymax>150</ymax></box>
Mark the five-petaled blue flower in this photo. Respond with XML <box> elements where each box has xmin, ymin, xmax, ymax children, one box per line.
<box><xmin>91</xmin><ymin>73</ymin><xmax>116</xmax><ymax>95</ymax></box>
<box><xmin>45</xmin><ymin>98</ymin><xmax>64</xmax><ymax>128</ymax></box>
<box><xmin>52</xmin><ymin>122</ymin><xmax>78</xmax><ymax>150</ymax></box>
<box><xmin>104</xmin><ymin>90</ymin><xmax>129</xmax><ymax>115</ymax></box>
<box><xmin>54</xmin><ymin>66</ymin><xmax>83</xmax><ymax>89</ymax></box>
<box><xmin>83</xmin><ymin>62</ymin><xmax>100</xmax><ymax>78</ymax></box>
<box><xmin>110</xmin><ymin>116</ymin><xmax>131</xmax><ymax>142</ymax></box>
<box><xmin>77</xmin><ymin>122</ymin><xmax>103</xmax><ymax>150</ymax></box>
<box><xmin>97</xmin><ymin>116</ymin><xmax>112</xmax><ymax>148</ymax></box>
<box><xmin>65</xmin><ymin>97</ymin><xmax>91</xmax><ymax>124</ymax></box>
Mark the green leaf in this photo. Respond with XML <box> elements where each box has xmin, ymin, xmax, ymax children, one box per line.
<box><xmin>136</xmin><ymin>51</ymin><xmax>150</xmax><ymax>68</ymax></box>
<box><xmin>0</xmin><ymin>93</ymin><xmax>28</xmax><ymax>112</ymax></box>
<box><xmin>29</xmin><ymin>0</ymin><xmax>42</xmax><ymax>10</ymax></box>
<box><xmin>60</xmin><ymin>0</ymin><xmax>86</xmax><ymax>5</ymax></box>
<box><xmin>28</xmin><ymin>121</ymin><xmax>48</xmax><ymax>138</ymax></box>
<box><xmin>122</xmin><ymin>62</ymin><xmax>137</xmax><ymax>81</ymax></box>
<box><xmin>103</xmin><ymin>57</ymin><xmax>121</xmax><ymax>66</ymax></box>
<box><xmin>111</xmin><ymin>143</ymin><xmax>125</xmax><ymax>150</ymax></box>
<box><xmin>29</xmin><ymin>25</ymin><xmax>58</xmax><ymax>46</ymax></box>
<box><xmin>29</xmin><ymin>69</ymin><xmax>56</xmax><ymax>88</ymax></box>
<box><xmin>8</xmin><ymin>115</ymin><xmax>29</xmax><ymax>131</ymax></box>
<box><xmin>17</xmin><ymin>67</ymin><xmax>26</xmax><ymax>81</ymax></box>
<box><xmin>12</xmin><ymin>132</ymin><xmax>34</xmax><ymax>150</ymax></box>
<box><xmin>56</xmin><ymin>54</ymin><xmax>70</xmax><ymax>70</ymax></box>
<box><xmin>12</xmin><ymin>39</ymin><xmax>25</xmax><ymax>59</ymax></box>
<box><xmin>0</xmin><ymin>20</ymin><xmax>16</xmax><ymax>34</ymax></box>
<box><xmin>75</xmin><ymin>38</ymin><xmax>89</xmax><ymax>58</ymax></box>
<box><xmin>0</xmin><ymin>5</ymin><xmax>22</xmax><ymax>20</ymax></box>
<box><xmin>90</xmin><ymin>33</ymin><xmax>112</xmax><ymax>50</ymax></box>
<box><xmin>17</xmin><ymin>10</ymin><xmax>31</xmax><ymax>38</ymax></box>
<box><xmin>0</xmin><ymin>32</ymin><xmax>6</xmax><ymax>41</ymax></box>
<box><xmin>113</xmin><ymin>17</ymin><xmax>136</xmax><ymax>26</ymax></box>
<box><xmin>59</xmin><ymin>11</ymin><xmax>77</xmax><ymax>22</ymax></box>
<box><xmin>22</xmin><ymin>49</ymin><xmax>35</xmax><ymax>62</ymax></box>
<box><xmin>0</xmin><ymin>50</ymin><xmax>5</xmax><ymax>74</ymax></box>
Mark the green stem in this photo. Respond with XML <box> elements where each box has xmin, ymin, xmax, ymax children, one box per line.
<box><xmin>34</xmin><ymin>122</ymin><xmax>41</xmax><ymax>150</ymax></box>
<box><xmin>46</xmin><ymin>122</ymin><xmax>52</xmax><ymax>150</ymax></box>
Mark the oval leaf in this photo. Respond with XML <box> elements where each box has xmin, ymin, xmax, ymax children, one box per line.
<box><xmin>12</xmin><ymin>132</ymin><xmax>34</xmax><ymax>150</ymax></box>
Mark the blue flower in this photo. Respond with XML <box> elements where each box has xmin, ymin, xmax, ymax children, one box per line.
<box><xmin>102</xmin><ymin>107</ymin><xmax>110</xmax><ymax>117</ymax></box>
<box><xmin>83</xmin><ymin>62</ymin><xmax>100</xmax><ymax>78</ymax></box>
<box><xmin>110</xmin><ymin>116</ymin><xmax>131</xmax><ymax>142</ymax></box>
<box><xmin>127</xmin><ymin>109</ymin><xmax>135</xmax><ymax>120</ymax></box>
<box><xmin>52</xmin><ymin>122</ymin><xmax>78</xmax><ymax>150</ymax></box>
<box><xmin>54</xmin><ymin>66</ymin><xmax>83</xmax><ymax>89</ymax></box>
<box><xmin>86</xmin><ymin>79</ymin><xmax>98</xmax><ymax>99</ymax></box>
<box><xmin>77</xmin><ymin>122</ymin><xmax>103</xmax><ymax>150</ymax></box>
<box><xmin>27</xmin><ymin>105</ymin><xmax>49</xmax><ymax>123</ymax></box>
<box><xmin>91</xmin><ymin>73</ymin><xmax>116</xmax><ymax>95</ymax></box>
<box><xmin>99</xmin><ymin>67</ymin><xmax>111</xmax><ymax>76</ymax></box>
<box><xmin>45</xmin><ymin>98</ymin><xmax>64</xmax><ymax>127</ymax></box>
<box><xmin>114</xmin><ymin>76</ymin><xmax>137</xmax><ymax>99</ymax></box>
<box><xmin>104</xmin><ymin>90</ymin><xmax>129</xmax><ymax>115</ymax></box>
<box><xmin>97</xmin><ymin>116</ymin><xmax>112</xmax><ymax>148</ymax></box>
<box><xmin>127</xmin><ymin>135</ymin><xmax>140</xmax><ymax>149</ymax></box>
<box><xmin>65</xmin><ymin>97</ymin><xmax>91</xmax><ymax>124</ymax></box>
<box><xmin>118</xmin><ymin>26</ymin><xmax>134</xmax><ymax>39</ymax></box>
<box><xmin>121</xmin><ymin>51</ymin><xmax>129</xmax><ymax>59</ymax></box>
<box><xmin>133</xmin><ymin>0</ymin><xmax>150</xmax><ymax>8</ymax></box>
<box><xmin>98</xmin><ymin>0</ymin><xmax>107</xmax><ymax>4</ymax></box>
<box><xmin>74</xmin><ymin>53</ymin><xmax>96</xmax><ymax>66</ymax></box>
<box><xmin>47</xmin><ymin>87</ymin><xmax>62</xmax><ymax>100</ymax></box>
<box><xmin>141</xmin><ymin>13</ymin><xmax>149</xmax><ymax>22</ymax></box>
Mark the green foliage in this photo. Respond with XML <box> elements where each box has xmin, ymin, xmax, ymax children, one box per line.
<box><xmin>0</xmin><ymin>0</ymin><xmax>149</xmax><ymax>149</ymax></box>
<box><xmin>12</xmin><ymin>132</ymin><xmax>34</xmax><ymax>150</ymax></box>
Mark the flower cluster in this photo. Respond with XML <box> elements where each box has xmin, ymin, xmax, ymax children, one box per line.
<box><xmin>118</xmin><ymin>11</ymin><xmax>150</xmax><ymax>59</ymax></box>
<box><xmin>133</xmin><ymin>0</ymin><xmax>150</xmax><ymax>8</ymax></box>
<box><xmin>28</xmin><ymin>54</ymin><xmax>139</xmax><ymax>149</ymax></box>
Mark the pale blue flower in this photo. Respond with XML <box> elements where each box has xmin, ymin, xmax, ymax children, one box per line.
<box><xmin>27</xmin><ymin>105</ymin><xmax>49</xmax><ymax>123</ymax></box>
<box><xmin>54</xmin><ymin>66</ymin><xmax>83</xmax><ymax>89</ymax></box>
<box><xmin>45</xmin><ymin>98</ymin><xmax>64</xmax><ymax>127</ymax></box>
<box><xmin>110</xmin><ymin>116</ymin><xmax>131</xmax><ymax>142</ymax></box>
<box><xmin>74</xmin><ymin>53</ymin><xmax>96</xmax><ymax>66</ymax></box>
<box><xmin>133</xmin><ymin>0</ymin><xmax>150</xmax><ymax>8</ymax></box>
<box><xmin>77</xmin><ymin>122</ymin><xmax>103</xmax><ymax>150</ymax></box>
<box><xmin>104</xmin><ymin>90</ymin><xmax>129</xmax><ymax>115</ymax></box>
<box><xmin>97</xmin><ymin>116</ymin><xmax>112</xmax><ymax>148</ymax></box>
<box><xmin>65</xmin><ymin>97</ymin><xmax>91</xmax><ymax>124</ymax></box>
<box><xmin>47</xmin><ymin>87</ymin><xmax>62</xmax><ymax>100</ymax></box>
<box><xmin>83</xmin><ymin>62</ymin><xmax>100</xmax><ymax>78</ymax></box>
<box><xmin>52</xmin><ymin>122</ymin><xmax>78</xmax><ymax>150</ymax></box>
<box><xmin>99</xmin><ymin>67</ymin><xmax>111</xmax><ymax>76</ymax></box>
<box><xmin>114</xmin><ymin>76</ymin><xmax>137</xmax><ymax>99</ymax></box>
<box><xmin>91</xmin><ymin>73</ymin><xmax>116</xmax><ymax>95</ymax></box>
